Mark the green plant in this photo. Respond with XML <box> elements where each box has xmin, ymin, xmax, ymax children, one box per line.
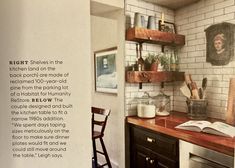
<box><xmin>145</xmin><ymin>53</ymin><xmax>158</xmax><ymax>64</ymax></box>
<box><xmin>158</xmin><ymin>52</ymin><xmax>170</xmax><ymax>71</ymax></box>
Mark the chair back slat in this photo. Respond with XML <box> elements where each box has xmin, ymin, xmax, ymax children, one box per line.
<box><xmin>93</xmin><ymin>120</ymin><xmax>105</xmax><ymax>126</ymax></box>
<box><xmin>91</xmin><ymin>107</ymin><xmax>111</xmax><ymax>136</ymax></box>
<box><xmin>92</xmin><ymin>107</ymin><xmax>110</xmax><ymax>116</ymax></box>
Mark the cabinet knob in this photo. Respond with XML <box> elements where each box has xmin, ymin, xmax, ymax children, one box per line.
<box><xmin>150</xmin><ymin>159</ymin><xmax>155</xmax><ymax>164</ymax></box>
<box><xmin>146</xmin><ymin>137</ymin><xmax>155</xmax><ymax>143</ymax></box>
<box><xmin>145</xmin><ymin>157</ymin><xmax>150</xmax><ymax>161</ymax></box>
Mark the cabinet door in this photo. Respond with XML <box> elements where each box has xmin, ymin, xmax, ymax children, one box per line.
<box><xmin>151</xmin><ymin>152</ymin><xmax>178</xmax><ymax>168</ymax></box>
<box><xmin>132</xmin><ymin>144</ymin><xmax>149</xmax><ymax>168</ymax></box>
<box><xmin>133</xmin><ymin>144</ymin><xmax>160</xmax><ymax>168</ymax></box>
<box><xmin>132</xmin><ymin>144</ymin><xmax>178</xmax><ymax>168</ymax></box>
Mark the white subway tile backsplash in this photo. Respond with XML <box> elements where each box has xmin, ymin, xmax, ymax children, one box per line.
<box><xmin>194</xmin><ymin>75</ymin><xmax>205</xmax><ymax>82</ymax></box>
<box><xmin>186</xmin><ymin>69</ymin><xmax>196</xmax><ymax>74</ymax></box>
<box><xmin>186</xmin><ymin>46</ymin><xmax>196</xmax><ymax>51</ymax></box>
<box><xmin>207</xmin><ymin>111</ymin><xmax>223</xmax><ymax>119</ymax></box>
<box><xmin>189</xmin><ymin>63</ymin><xmax>204</xmax><ymax>69</ymax></box>
<box><xmin>126</xmin><ymin>0</ymin><xmax>139</xmax><ymax>6</ymax></box>
<box><xmin>186</xmin><ymin>34</ymin><xmax>196</xmax><ymax>41</ymax></box>
<box><xmin>195</xmin><ymin>68</ymin><xmax>205</xmax><ymax>74</ymax></box>
<box><xmin>226</xmin><ymin>61</ymin><xmax>235</xmax><ymax>67</ymax></box>
<box><xmin>205</xmin><ymin>0</ymin><xmax>225</xmax><ymax>6</ymax></box>
<box><xmin>214</xmin><ymin>0</ymin><xmax>235</xmax><ymax>10</ymax></box>
<box><xmin>146</xmin><ymin>10</ymin><xmax>156</xmax><ymax>16</ymax></box>
<box><xmin>179</xmin><ymin>64</ymin><xmax>188</xmax><ymax>69</ymax></box>
<box><xmin>196</xmin><ymin>32</ymin><xmax>205</xmax><ymax>39</ymax></box>
<box><xmin>225</xmin><ymin>5</ymin><xmax>235</xmax><ymax>14</ymax></box>
<box><xmin>207</xmin><ymin>93</ymin><xmax>226</xmax><ymax>100</ymax></box>
<box><xmin>180</xmin><ymin>22</ymin><xmax>196</xmax><ymax>31</ymax></box>
<box><xmin>222</xmin><ymin>87</ymin><xmax>229</xmax><ymax>94</ymax></box>
<box><xmin>221</xmin><ymin>68</ymin><xmax>234</xmax><ymax>74</ymax></box>
<box><xmin>197</xmin><ymin>5</ymin><xmax>214</xmax><ymax>14</ymax></box>
<box><xmin>129</xmin><ymin>5</ymin><xmax>147</xmax><ymax>14</ymax></box>
<box><xmin>188</xmin><ymin>26</ymin><xmax>206</xmax><ymax>35</ymax></box>
<box><xmin>139</xmin><ymin>0</ymin><xmax>154</xmax><ymax>10</ymax></box>
<box><xmin>221</xmin><ymin>100</ymin><xmax>228</xmax><ymax>107</ymax></box>
<box><xmin>211</xmin><ymin>68</ymin><xmax>222</xmax><ymax>74</ymax></box>
<box><xmin>126</xmin><ymin>4</ymin><xmax>132</xmax><ymax>12</ymax></box>
<box><xmin>209</xmin><ymin>99</ymin><xmax>222</xmax><ymax>106</ymax></box>
<box><xmin>223</xmin><ymin>74</ymin><xmax>235</xmax><ymax>81</ymax></box>
<box><xmin>181</xmin><ymin>57</ymin><xmax>195</xmax><ymax>63</ymax></box>
<box><xmin>195</xmin><ymin>57</ymin><xmax>206</xmax><ymax>62</ymax></box>
<box><xmin>125</xmin><ymin>0</ymin><xmax>235</xmax><ymax>119</ymax></box>
<box><xmin>125</xmin><ymin>56</ymin><xmax>132</xmax><ymax>65</ymax></box>
<box><xmin>197</xmin><ymin>18</ymin><xmax>214</xmax><ymax>26</ymax></box>
<box><xmin>190</xmin><ymin>14</ymin><xmax>205</xmax><ymax>23</ymax></box>
<box><xmin>187</xmin><ymin>38</ymin><xmax>205</xmax><ymax>46</ymax></box>
<box><xmin>195</xmin><ymin>44</ymin><xmax>206</xmax><ymax>51</ymax></box>
<box><xmin>214</xmin><ymin>13</ymin><xmax>234</xmax><ymax>23</ymax></box>
<box><xmin>206</xmin><ymin>74</ymin><xmax>223</xmax><ymax>81</ymax></box>
<box><xmin>212</xmin><ymin>81</ymin><xmax>229</xmax><ymax>87</ymax></box>
<box><xmin>126</xmin><ymin>85</ymin><xmax>139</xmax><ymax>92</ymax></box>
<box><xmin>188</xmin><ymin>51</ymin><xmax>204</xmax><ymax>57</ymax></box>
<box><xmin>176</xmin><ymin>18</ymin><xmax>189</xmax><ymax>26</ymax></box>
<box><xmin>205</xmin><ymin>9</ymin><xmax>224</xmax><ymax>18</ymax></box>
<box><xmin>126</xmin><ymin>49</ymin><xmax>137</xmax><ymax>56</ymax></box>
<box><xmin>207</xmin><ymin>86</ymin><xmax>222</xmax><ymax>94</ymax></box>
<box><xmin>174</xmin><ymin>95</ymin><xmax>187</xmax><ymax>102</ymax></box>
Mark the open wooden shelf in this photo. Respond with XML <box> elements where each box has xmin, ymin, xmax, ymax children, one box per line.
<box><xmin>126</xmin><ymin>71</ymin><xmax>185</xmax><ymax>83</ymax></box>
<box><xmin>126</xmin><ymin>27</ymin><xmax>185</xmax><ymax>46</ymax></box>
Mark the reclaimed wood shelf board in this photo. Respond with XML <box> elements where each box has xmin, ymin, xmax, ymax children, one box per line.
<box><xmin>126</xmin><ymin>71</ymin><xmax>185</xmax><ymax>83</ymax></box>
<box><xmin>126</xmin><ymin>27</ymin><xmax>185</xmax><ymax>46</ymax></box>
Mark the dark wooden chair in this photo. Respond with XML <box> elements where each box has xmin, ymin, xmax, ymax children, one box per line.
<box><xmin>92</xmin><ymin>107</ymin><xmax>112</xmax><ymax>168</ymax></box>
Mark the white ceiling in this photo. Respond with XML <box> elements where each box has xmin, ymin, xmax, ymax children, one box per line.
<box><xmin>142</xmin><ymin>0</ymin><xmax>200</xmax><ymax>10</ymax></box>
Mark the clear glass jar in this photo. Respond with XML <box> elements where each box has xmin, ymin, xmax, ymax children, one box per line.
<box><xmin>134</xmin><ymin>92</ymin><xmax>156</xmax><ymax>118</ymax></box>
<box><xmin>152</xmin><ymin>89</ymin><xmax>171</xmax><ymax>116</ymax></box>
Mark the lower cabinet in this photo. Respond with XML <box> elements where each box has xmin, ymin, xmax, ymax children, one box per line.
<box><xmin>130</xmin><ymin>125</ymin><xmax>179</xmax><ymax>168</ymax></box>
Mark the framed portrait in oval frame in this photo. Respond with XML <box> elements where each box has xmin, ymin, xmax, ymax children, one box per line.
<box><xmin>205</xmin><ymin>22</ymin><xmax>235</xmax><ymax>66</ymax></box>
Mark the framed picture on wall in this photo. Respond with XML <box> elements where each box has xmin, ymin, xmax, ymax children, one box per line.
<box><xmin>94</xmin><ymin>47</ymin><xmax>118</xmax><ymax>94</ymax></box>
<box><xmin>205</xmin><ymin>22</ymin><xmax>235</xmax><ymax>66</ymax></box>
<box><xmin>158</xmin><ymin>20</ymin><xmax>177</xmax><ymax>34</ymax></box>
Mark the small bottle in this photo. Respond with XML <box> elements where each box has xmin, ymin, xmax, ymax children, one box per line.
<box><xmin>164</xmin><ymin>50</ymin><xmax>170</xmax><ymax>71</ymax></box>
<box><xmin>170</xmin><ymin>51</ymin><xmax>176</xmax><ymax>71</ymax></box>
<box><xmin>175</xmin><ymin>51</ymin><xmax>180</xmax><ymax>71</ymax></box>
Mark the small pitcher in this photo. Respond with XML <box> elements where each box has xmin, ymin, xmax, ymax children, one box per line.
<box><xmin>147</xmin><ymin>16</ymin><xmax>156</xmax><ymax>30</ymax></box>
<box><xmin>134</xmin><ymin>12</ymin><xmax>145</xmax><ymax>28</ymax></box>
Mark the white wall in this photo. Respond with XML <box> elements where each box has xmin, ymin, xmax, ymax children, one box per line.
<box><xmin>91</xmin><ymin>10</ymin><xmax>125</xmax><ymax>168</ymax></box>
<box><xmin>0</xmin><ymin>0</ymin><xmax>91</xmax><ymax>167</ymax></box>
<box><xmin>175</xmin><ymin>0</ymin><xmax>235</xmax><ymax>119</ymax></box>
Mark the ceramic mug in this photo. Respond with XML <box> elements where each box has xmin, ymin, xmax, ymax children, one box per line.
<box><xmin>147</xmin><ymin>16</ymin><xmax>156</xmax><ymax>30</ymax></box>
<box><xmin>134</xmin><ymin>12</ymin><xmax>145</xmax><ymax>28</ymax></box>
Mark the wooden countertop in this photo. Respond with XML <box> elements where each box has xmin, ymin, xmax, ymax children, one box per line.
<box><xmin>126</xmin><ymin>111</ymin><xmax>235</xmax><ymax>156</ymax></box>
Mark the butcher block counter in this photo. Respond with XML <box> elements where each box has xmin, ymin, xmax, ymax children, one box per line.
<box><xmin>126</xmin><ymin>111</ymin><xmax>235</xmax><ymax>157</ymax></box>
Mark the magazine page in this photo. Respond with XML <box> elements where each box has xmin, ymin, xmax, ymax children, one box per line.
<box><xmin>0</xmin><ymin>1</ymin><xmax>91</xmax><ymax>168</ymax></box>
<box><xmin>175</xmin><ymin>120</ymin><xmax>212</xmax><ymax>132</ymax></box>
<box><xmin>203</xmin><ymin>122</ymin><xmax>235</xmax><ymax>137</ymax></box>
